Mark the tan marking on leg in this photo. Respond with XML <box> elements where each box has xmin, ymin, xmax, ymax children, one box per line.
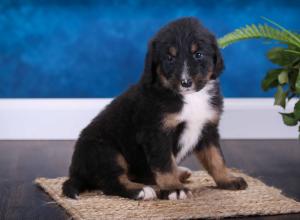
<box><xmin>116</xmin><ymin>154</ymin><xmax>144</xmax><ymax>190</ymax></box>
<box><xmin>195</xmin><ymin>145</ymin><xmax>247</xmax><ymax>189</ymax></box>
<box><xmin>116</xmin><ymin>154</ymin><xmax>128</xmax><ymax>171</ymax></box>
<box><xmin>162</xmin><ymin>113</ymin><xmax>180</xmax><ymax>130</ymax></box>
<box><xmin>154</xmin><ymin>156</ymin><xmax>182</xmax><ymax>190</ymax></box>
<box><xmin>118</xmin><ymin>174</ymin><xmax>144</xmax><ymax>190</ymax></box>
<box><xmin>169</xmin><ymin>46</ymin><xmax>177</xmax><ymax>57</ymax></box>
<box><xmin>177</xmin><ymin>166</ymin><xmax>192</xmax><ymax>183</ymax></box>
<box><xmin>191</xmin><ymin>43</ymin><xmax>198</xmax><ymax>53</ymax></box>
<box><xmin>155</xmin><ymin>172</ymin><xmax>182</xmax><ymax>190</ymax></box>
<box><xmin>195</xmin><ymin>145</ymin><xmax>229</xmax><ymax>182</ymax></box>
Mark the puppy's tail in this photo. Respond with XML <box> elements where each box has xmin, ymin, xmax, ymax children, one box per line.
<box><xmin>62</xmin><ymin>178</ymin><xmax>82</xmax><ymax>199</ymax></box>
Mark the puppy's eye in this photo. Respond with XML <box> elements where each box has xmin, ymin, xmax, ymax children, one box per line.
<box><xmin>167</xmin><ymin>54</ymin><xmax>175</xmax><ymax>63</ymax></box>
<box><xmin>193</xmin><ymin>52</ymin><xmax>204</xmax><ymax>61</ymax></box>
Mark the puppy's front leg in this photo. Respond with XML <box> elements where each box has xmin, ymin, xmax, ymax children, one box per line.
<box><xmin>194</xmin><ymin>125</ymin><xmax>247</xmax><ymax>190</ymax></box>
<box><xmin>142</xmin><ymin>133</ymin><xmax>191</xmax><ymax>200</ymax></box>
<box><xmin>154</xmin><ymin>155</ymin><xmax>192</xmax><ymax>200</ymax></box>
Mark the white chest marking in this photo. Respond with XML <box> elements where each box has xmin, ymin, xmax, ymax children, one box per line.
<box><xmin>176</xmin><ymin>82</ymin><xmax>217</xmax><ymax>163</ymax></box>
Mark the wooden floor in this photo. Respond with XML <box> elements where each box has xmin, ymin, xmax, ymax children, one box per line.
<box><xmin>0</xmin><ymin>140</ymin><xmax>299</xmax><ymax>220</ymax></box>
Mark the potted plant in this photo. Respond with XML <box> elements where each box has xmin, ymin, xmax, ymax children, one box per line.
<box><xmin>218</xmin><ymin>17</ymin><xmax>300</xmax><ymax>137</ymax></box>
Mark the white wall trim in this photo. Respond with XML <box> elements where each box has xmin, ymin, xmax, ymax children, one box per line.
<box><xmin>0</xmin><ymin>98</ymin><xmax>297</xmax><ymax>140</ymax></box>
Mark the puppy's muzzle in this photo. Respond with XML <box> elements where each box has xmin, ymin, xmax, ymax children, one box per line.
<box><xmin>180</xmin><ymin>79</ymin><xmax>192</xmax><ymax>88</ymax></box>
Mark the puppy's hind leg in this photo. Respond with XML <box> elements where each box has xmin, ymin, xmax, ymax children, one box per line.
<box><xmin>62</xmin><ymin>177</ymin><xmax>84</xmax><ymax>199</ymax></box>
<box><xmin>101</xmin><ymin>153</ymin><xmax>157</xmax><ymax>200</ymax></box>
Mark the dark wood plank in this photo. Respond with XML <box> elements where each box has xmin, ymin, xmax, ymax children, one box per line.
<box><xmin>0</xmin><ymin>140</ymin><xmax>73</xmax><ymax>220</ymax></box>
<box><xmin>0</xmin><ymin>140</ymin><xmax>299</xmax><ymax>220</ymax></box>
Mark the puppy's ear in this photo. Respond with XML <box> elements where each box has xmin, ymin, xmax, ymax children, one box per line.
<box><xmin>140</xmin><ymin>39</ymin><xmax>157</xmax><ymax>85</ymax></box>
<box><xmin>211</xmin><ymin>36</ymin><xmax>224</xmax><ymax>79</ymax></box>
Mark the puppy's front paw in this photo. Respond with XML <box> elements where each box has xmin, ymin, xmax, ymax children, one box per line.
<box><xmin>217</xmin><ymin>176</ymin><xmax>248</xmax><ymax>190</ymax></box>
<box><xmin>177</xmin><ymin>166</ymin><xmax>192</xmax><ymax>183</ymax></box>
<box><xmin>136</xmin><ymin>186</ymin><xmax>157</xmax><ymax>201</ymax></box>
<box><xmin>160</xmin><ymin>188</ymin><xmax>192</xmax><ymax>200</ymax></box>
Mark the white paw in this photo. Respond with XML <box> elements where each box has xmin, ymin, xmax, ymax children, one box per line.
<box><xmin>137</xmin><ymin>186</ymin><xmax>157</xmax><ymax>200</ymax></box>
<box><xmin>168</xmin><ymin>189</ymin><xmax>192</xmax><ymax>200</ymax></box>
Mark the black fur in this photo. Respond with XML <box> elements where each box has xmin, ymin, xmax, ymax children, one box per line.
<box><xmin>62</xmin><ymin>17</ymin><xmax>243</xmax><ymax>200</ymax></box>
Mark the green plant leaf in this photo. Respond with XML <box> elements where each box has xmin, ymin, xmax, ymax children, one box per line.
<box><xmin>267</xmin><ymin>47</ymin><xmax>300</xmax><ymax>66</ymax></box>
<box><xmin>284</xmin><ymin>50</ymin><xmax>300</xmax><ymax>55</ymax></box>
<box><xmin>294</xmin><ymin>100</ymin><xmax>300</xmax><ymax>120</ymax></box>
<box><xmin>296</xmin><ymin>69</ymin><xmax>300</xmax><ymax>93</ymax></box>
<box><xmin>288</xmin><ymin>69</ymin><xmax>300</xmax><ymax>93</ymax></box>
<box><xmin>274</xmin><ymin>86</ymin><xmax>287</xmax><ymax>108</ymax></box>
<box><xmin>278</xmin><ymin>71</ymin><xmax>289</xmax><ymax>84</ymax></box>
<box><xmin>280</xmin><ymin>112</ymin><xmax>298</xmax><ymax>126</ymax></box>
<box><xmin>261</xmin><ymin>69</ymin><xmax>282</xmax><ymax>91</ymax></box>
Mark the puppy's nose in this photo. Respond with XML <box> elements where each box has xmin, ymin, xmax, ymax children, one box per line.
<box><xmin>181</xmin><ymin>79</ymin><xmax>192</xmax><ymax>88</ymax></box>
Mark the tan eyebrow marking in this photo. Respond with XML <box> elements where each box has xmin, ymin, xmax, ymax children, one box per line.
<box><xmin>169</xmin><ymin>46</ymin><xmax>177</xmax><ymax>56</ymax></box>
<box><xmin>191</xmin><ymin>43</ymin><xmax>198</xmax><ymax>53</ymax></box>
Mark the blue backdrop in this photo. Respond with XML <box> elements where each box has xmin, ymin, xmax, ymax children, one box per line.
<box><xmin>0</xmin><ymin>0</ymin><xmax>299</xmax><ymax>98</ymax></box>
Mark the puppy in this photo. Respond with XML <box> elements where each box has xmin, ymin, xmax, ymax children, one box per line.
<box><xmin>62</xmin><ymin>17</ymin><xmax>247</xmax><ymax>201</ymax></box>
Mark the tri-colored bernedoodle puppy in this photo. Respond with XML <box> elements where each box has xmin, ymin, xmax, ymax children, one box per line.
<box><xmin>63</xmin><ymin>17</ymin><xmax>247</xmax><ymax>201</ymax></box>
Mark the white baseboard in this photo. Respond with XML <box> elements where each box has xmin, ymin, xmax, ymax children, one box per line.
<box><xmin>0</xmin><ymin>98</ymin><xmax>297</xmax><ymax>140</ymax></box>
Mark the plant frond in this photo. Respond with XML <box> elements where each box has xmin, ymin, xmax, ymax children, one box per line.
<box><xmin>218</xmin><ymin>24</ymin><xmax>300</xmax><ymax>48</ymax></box>
<box><xmin>261</xmin><ymin>17</ymin><xmax>300</xmax><ymax>46</ymax></box>
<box><xmin>284</xmin><ymin>50</ymin><xmax>300</xmax><ymax>55</ymax></box>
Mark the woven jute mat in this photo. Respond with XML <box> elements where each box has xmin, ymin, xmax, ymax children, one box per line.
<box><xmin>35</xmin><ymin>170</ymin><xmax>300</xmax><ymax>219</ymax></box>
